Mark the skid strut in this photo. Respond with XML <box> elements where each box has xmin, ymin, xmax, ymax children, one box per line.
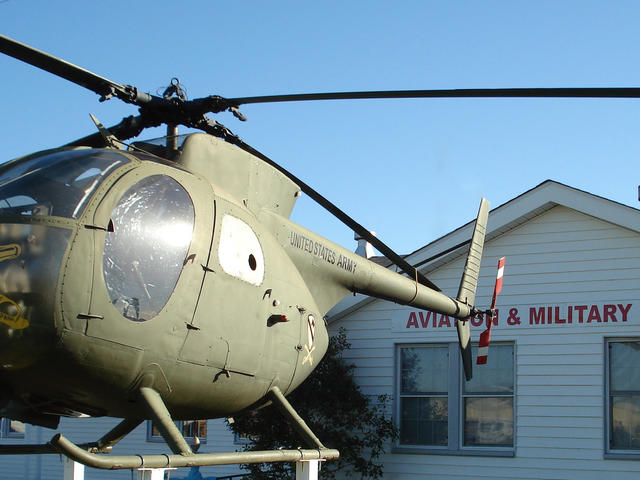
<box><xmin>0</xmin><ymin>386</ymin><xmax>339</xmax><ymax>473</ymax></box>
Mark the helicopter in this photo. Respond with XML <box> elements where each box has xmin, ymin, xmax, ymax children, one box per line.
<box><xmin>0</xmin><ymin>34</ymin><xmax>637</xmax><ymax>470</ymax></box>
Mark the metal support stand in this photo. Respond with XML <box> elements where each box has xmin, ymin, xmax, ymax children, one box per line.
<box><xmin>267</xmin><ymin>387</ymin><xmax>325</xmax><ymax>449</ymax></box>
<box><xmin>296</xmin><ymin>459</ymin><xmax>322</xmax><ymax>480</ymax></box>
<box><xmin>139</xmin><ymin>387</ymin><xmax>193</xmax><ymax>456</ymax></box>
<box><xmin>137</xmin><ymin>467</ymin><xmax>176</xmax><ymax>480</ymax></box>
<box><xmin>270</xmin><ymin>386</ymin><xmax>326</xmax><ymax>480</ymax></box>
<box><xmin>63</xmin><ymin>457</ymin><xmax>85</xmax><ymax>480</ymax></box>
<box><xmin>38</xmin><ymin>386</ymin><xmax>338</xmax><ymax>471</ymax></box>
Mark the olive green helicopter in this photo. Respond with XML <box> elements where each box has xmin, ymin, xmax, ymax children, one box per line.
<box><xmin>0</xmin><ymin>34</ymin><xmax>637</xmax><ymax>470</ymax></box>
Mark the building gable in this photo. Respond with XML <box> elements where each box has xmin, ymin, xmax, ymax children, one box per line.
<box><xmin>329</xmin><ymin>180</ymin><xmax>639</xmax><ymax>321</ymax></box>
<box><xmin>327</xmin><ymin>188</ymin><xmax>640</xmax><ymax>479</ymax></box>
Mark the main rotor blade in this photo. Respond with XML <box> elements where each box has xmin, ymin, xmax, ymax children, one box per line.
<box><xmin>227</xmin><ymin>87</ymin><xmax>640</xmax><ymax>107</ymax></box>
<box><xmin>0</xmin><ymin>34</ymin><xmax>149</xmax><ymax>105</ymax></box>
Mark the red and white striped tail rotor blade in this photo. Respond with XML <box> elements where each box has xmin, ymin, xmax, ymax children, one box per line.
<box><xmin>477</xmin><ymin>257</ymin><xmax>506</xmax><ymax>365</ymax></box>
<box><xmin>490</xmin><ymin>257</ymin><xmax>506</xmax><ymax>310</ymax></box>
<box><xmin>477</xmin><ymin>329</ymin><xmax>491</xmax><ymax>365</ymax></box>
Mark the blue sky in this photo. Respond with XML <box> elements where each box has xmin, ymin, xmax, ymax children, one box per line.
<box><xmin>1</xmin><ymin>1</ymin><xmax>639</xmax><ymax>254</ymax></box>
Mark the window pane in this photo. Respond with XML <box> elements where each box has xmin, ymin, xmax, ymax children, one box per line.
<box><xmin>400</xmin><ymin>346</ymin><xmax>448</xmax><ymax>394</ymax></box>
<box><xmin>610</xmin><ymin>342</ymin><xmax>640</xmax><ymax>392</ymax></box>
<box><xmin>197</xmin><ymin>420</ymin><xmax>207</xmax><ymax>438</ymax></box>
<box><xmin>151</xmin><ymin>422</ymin><xmax>162</xmax><ymax>438</ymax></box>
<box><xmin>400</xmin><ymin>397</ymin><xmax>448</xmax><ymax>446</ymax></box>
<box><xmin>8</xmin><ymin>419</ymin><xmax>25</xmax><ymax>437</ymax></box>
<box><xmin>611</xmin><ymin>396</ymin><xmax>640</xmax><ymax>449</ymax></box>
<box><xmin>465</xmin><ymin>345</ymin><xmax>513</xmax><ymax>393</ymax></box>
<box><xmin>103</xmin><ymin>175</ymin><xmax>194</xmax><ymax>321</ymax></box>
<box><xmin>1</xmin><ymin>418</ymin><xmax>26</xmax><ymax>438</ymax></box>
<box><xmin>182</xmin><ymin>420</ymin><xmax>207</xmax><ymax>439</ymax></box>
<box><xmin>464</xmin><ymin>397</ymin><xmax>514</xmax><ymax>446</ymax></box>
<box><xmin>0</xmin><ymin>149</ymin><xmax>127</xmax><ymax>218</ymax></box>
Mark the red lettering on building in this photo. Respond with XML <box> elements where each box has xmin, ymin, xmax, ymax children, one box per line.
<box><xmin>406</xmin><ymin>312</ymin><xmax>418</xmax><ymax>328</ymax></box>
<box><xmin>418</xmin><ymin>311</ymin><xmax>432</xmax><ymax>328</ymax></box>
<box><xmin>438</xmin><ymin>315</ymin><xmax>451</xmax><ymax>328</ymax></box>
<box><xmin>404</xmin><ymin>303</ymin><xmax>633</xmax><ymax>331</ymax></box>
<box><xmin>530</xmin><ymin>307</ymin><xmax>545</xmax><ymax>325</ymax></box>
<box><xmin>619</xmin><ymin>304</ymin><xmax>631</xmax><ymax>322</ymax></box>
<box><xmin>574</xmin><ymin>305</ymin><xmax>588</xmax><ymax>323</ymax></box>
<box><xmin>587</xmin><ymin>305</ymin><xmax>601</xmax><ymax>323</ymax></box>
<box><xmin>603</xmin><ymin>304</ymin><xmax>617</xmax><ymax>322</ymax></box>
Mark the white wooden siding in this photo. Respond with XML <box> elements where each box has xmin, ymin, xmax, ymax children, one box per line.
<box><xmin>330</xmin><ymin>205</ymin><xmax>640</xmax><ymax>480</ymax></box>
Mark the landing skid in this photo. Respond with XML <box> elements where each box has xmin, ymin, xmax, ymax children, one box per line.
<box><xmin>0</xmin><ymin>386</ymin><xmax>339</xmax><ymax>477</ymax></box>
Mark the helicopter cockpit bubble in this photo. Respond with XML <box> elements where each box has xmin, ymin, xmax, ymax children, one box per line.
<box><xmin>103</xmin><ymin>174</ymin><xmax>195</xmax><ymax>321</ymax></box>
<box><xmin>0</xmin><ymin>149</ymin><xmax>128</xmax><ymax>219</ymax></box>
<box><xmin>0</xmin><ymin>149</ymin><xmax>129</xmax><ymax>370</ymax></box>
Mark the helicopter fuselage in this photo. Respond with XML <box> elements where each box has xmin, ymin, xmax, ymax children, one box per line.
<box><xmin>0</xmin><ymin>133</ymin><xmax>477</xmax><ymax>429</ymax></box>
<box><xmin>0</xmin><ymin>136</ymin><xmax>328</xmax><ymax>426</ymax></box>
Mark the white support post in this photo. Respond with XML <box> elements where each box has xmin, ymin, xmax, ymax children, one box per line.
<box><xmin>137</xmin><ymin>468</ymin><xmax>176</xmax><ymax>480</ymax></box>
<box><xmin>296</xmin><ymin>459</ymin><xmax>321</xmax><ymax>480</ymax></box>
<box><xmin>63</xmin><ymin>457</ymin><xmax>85</xmax><ymax>480</ymax></box>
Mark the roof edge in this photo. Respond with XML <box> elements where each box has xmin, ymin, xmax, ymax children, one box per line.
<box><xmin>327</xmin><ymin>180</ymin><xmax>639</xmax><ymax>322</ymax></box>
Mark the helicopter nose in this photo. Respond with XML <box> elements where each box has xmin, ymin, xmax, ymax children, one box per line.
<box><xmin>0</xmin><ymin>148</ymin><xmax>130</xmax><ymax>370</ymax></box>
<box><xmin>0</xmin><ymin>222</ymin><xmax>70</xmax><ymax>371</ymax></box>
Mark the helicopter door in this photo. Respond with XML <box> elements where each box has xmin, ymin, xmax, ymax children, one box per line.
<box><xmin>84</xmin><ymin>171</ymin><xmax>214</xmax><ymax>352</ymax></box>
<box><xmin>176</xmin><ymin>199</ymin><xmax>230</xmax><ymax>370</ymax></box>
<box><xmin>182</xmin><ymin>207</ymin><xmax>269</xmax><ymax>377</ymax></box>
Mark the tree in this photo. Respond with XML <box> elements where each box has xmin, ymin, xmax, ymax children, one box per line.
<box><xmin>228</xmin><ymin>328</ymin><xmax>397</xmax><ymax>480</ymax></box>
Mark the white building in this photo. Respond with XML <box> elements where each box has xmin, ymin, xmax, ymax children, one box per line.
<box><xmin>327</xmin><ymin>180</ymin><xmax>640</xmax><ymax>479</ymax></box>
<box><xmin>1</xmin><ymin>180</ymin><xmax>639</xmax><ymax>480</ymax></box>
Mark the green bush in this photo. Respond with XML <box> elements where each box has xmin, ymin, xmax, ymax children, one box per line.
<box><xmin>229</xmin><ymin>328</ymin><xmax>397</xmax><ymax>480</ymax></box>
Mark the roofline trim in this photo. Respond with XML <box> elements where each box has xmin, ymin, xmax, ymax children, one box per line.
<box><xmin>327</xmin><ymin>180</ymin><xmax>639</xmax><ymax>321</ymax></box>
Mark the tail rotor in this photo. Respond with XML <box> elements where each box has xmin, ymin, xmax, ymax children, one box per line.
<box><xmin>456</xmin><ymin>199</ymin><xmax>490</xmax><ymax>381</ymax></box>
<box><xmin>476</xmin><ymin>257</ymin><xmax>506</xmax><ymax>365</ymax></box>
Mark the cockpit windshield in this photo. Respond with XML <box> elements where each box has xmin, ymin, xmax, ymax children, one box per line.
<box><xmin>0</xmin><ymin>149</ymin><xmax>128</xmax><ymax>218</ymax></box>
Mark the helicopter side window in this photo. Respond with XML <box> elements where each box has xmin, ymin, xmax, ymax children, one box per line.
<box><xmin>0</xmin><ymin>149</ymin><xmax>128</xmax><ymax>218</ymax></box>
<box><xmin>218</xmin><ymin>215</ymin><xmax>265</xmax><ymax>286</ymax></box>
<box><xmin>103</xmin><ymin>175</ymin><xmax>195</xmax><ymax>322</ymax></box>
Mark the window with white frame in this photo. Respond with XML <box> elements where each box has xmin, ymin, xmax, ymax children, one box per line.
<box><xmin>399</xmin><ymin>344</ymin><xmax>449</xmax><ymax>446</ymax></box>
<box><xmin>0</xmin><ymin>418</ymin><xmax>25</xmax><ymax>438</ymax></box>
<box><xmin>607</xmin><ymin>339</ymin><xmax>640</xmax><ymax>454</ymax></box>
<box><xmin>397</xmin><ymin>342</ymin><xmax>514</xmax><ymax>454</ymax></box>
<box><xmin>147</xmin><ymin>420</ymin><xmax>207</xmax><ymax>443</ymax></box>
